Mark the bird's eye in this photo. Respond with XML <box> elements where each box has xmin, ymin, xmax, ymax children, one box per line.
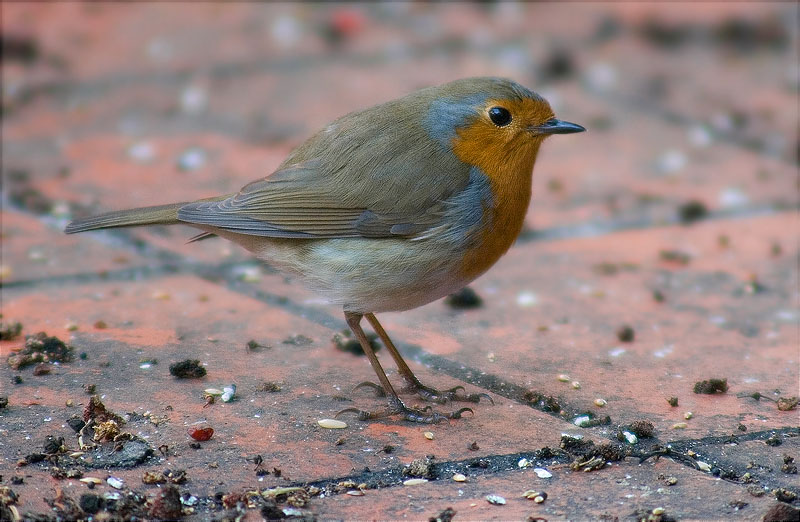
<box><xmin>488</xmin><ymin>107</ymin><xmax>512</xmax><ymax>127</ymax></box>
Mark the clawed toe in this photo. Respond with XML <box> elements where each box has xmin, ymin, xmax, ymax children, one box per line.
<box><xmin>410</xmin><ymin>383</ymin><xmax>493</xmax><ymax>405</ymax></box>
<box><xmin>335</xmin><ymin>400</ymin><xmax>474</xmax><ymax>424</ymax></box>
<box><xmin>354</xmin><ymin>381</ymin><xmax>386</xmax><ymax>397</ymax></box>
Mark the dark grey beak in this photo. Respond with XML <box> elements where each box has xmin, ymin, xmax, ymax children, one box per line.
<box><xmin>531</xmin><ymin>118</ymin><xmax>586</xmax><ymax>135</ymax></box>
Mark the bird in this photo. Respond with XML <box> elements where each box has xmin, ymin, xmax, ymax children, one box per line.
<box><xmin>65</xmin><ymin>77</ymin><xmax>585</xmax><ymax>423</ymax></box>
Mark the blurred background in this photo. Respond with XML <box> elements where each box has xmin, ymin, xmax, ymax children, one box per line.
<box><xmin>1</xmin><ymin>5</ymin><xmax>798</xmax><ymax>517</ymax></box>
<box><xmin>1</xmin><ymin>1</ymin><xmax>797</xmax><ymax>279</ymax></box>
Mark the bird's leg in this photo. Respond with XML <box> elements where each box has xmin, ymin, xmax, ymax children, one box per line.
<box><xmin>363</xmin><ymin>313</ymin><xmax>492</xmax><ymax>405</ymax></box>
<box><xmin>336</xmin><ymin>312</ymin><xmax>472</xmax><ymax>423</ymax></box>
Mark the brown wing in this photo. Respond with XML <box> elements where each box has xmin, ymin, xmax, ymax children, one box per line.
<box><xmin>178</xmin><ymin>87</ymin><xmax>476</xmax><ymax>239</ymax></box>
<box><xmin>176</xmin><ymin>161</ymin><xmax>450</xmax><ymax>239</ymax></box>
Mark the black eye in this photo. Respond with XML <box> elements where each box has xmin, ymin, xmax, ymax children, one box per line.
<box><xmin>488</xmin><ymin>107</ymin><xmax>512</xmax><ymax>127</ymax></box>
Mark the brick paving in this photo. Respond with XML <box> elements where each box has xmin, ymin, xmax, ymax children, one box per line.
<box><xmin>1</xmin><ymin>3</ymin><xmax>798</xmax><ymax>521</ymax></box>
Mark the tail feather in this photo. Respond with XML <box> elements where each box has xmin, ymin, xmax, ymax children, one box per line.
<box><xmin>64</xmin><ymin>202</ymin><xmax>186</xmax><ymax>234</ymax></box>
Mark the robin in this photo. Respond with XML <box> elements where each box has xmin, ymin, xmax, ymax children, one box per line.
<box><xmin>66</xmin><ymin>77</ymin><xmax>585</xmax><ymax>423</ymax></box>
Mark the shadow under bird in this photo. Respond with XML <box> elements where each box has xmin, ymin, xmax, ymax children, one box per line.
<box><xmin>66</xmin><ymin>77</ymin><xmax>585</xmax><ymax>423</ymax></box>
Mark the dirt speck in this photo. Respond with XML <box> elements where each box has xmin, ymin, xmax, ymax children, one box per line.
<box><xmin>678</xmin><ymin>200</ymin><xmax>708</xmax><ymax>224</ymax></box>
<box><xmin>628</xmin><ymin>420</ymin><xmax>655</xmax><ymax>438</ymax></box>
<box><xmin>616</xmin><ymin>325</ymin><xmax>635</xmax><ymax>342</ymax></box>
<box><xmin>0</xmin><ymin>320</ymin><xmax>23</xmax><ymax>340</ymax></box>
<box><xmin>403</xmin><ymin>456</ymin><xmax>436</xmax><ymax>479</ymax></box>
<box><xmin>169</xmin><ymin>359</ymin><xmax>206</xmax><ymax>379</ymax></box>
<box><xmin>7</xmin><ymin>332</ymin><xmax>74</xmax><ymax>370</ymax></box>
<box><xmin>693</xmin><ymin>378</ymin><xmax>728</xmax><ymax>394</ymax></box>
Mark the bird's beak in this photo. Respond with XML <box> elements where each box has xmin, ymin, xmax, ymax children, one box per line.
<box><xmin>530</xmin><ymin>118</ymin><xmax>586</xmax><ymax>135</ymax></box>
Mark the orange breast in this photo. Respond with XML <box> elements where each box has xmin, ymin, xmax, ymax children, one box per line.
<box><xmin>450</xmin><ymin>121</ymin><xmax>540</xmax><ymax>281</ymax></box>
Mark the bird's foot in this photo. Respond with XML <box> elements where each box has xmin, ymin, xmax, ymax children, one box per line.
<box><xmin>409</xmin><ymin>383</ymin><xmax>494</xmax><ymax>405</ymax></box>
<box><xmin>336</xmin><ymin>397</ymin><xmax>473</xmax><ymax>424</ymax></box>
<box><xmin>354</xmin><ymin>380</ymin><xmax>492</xmax><ymax>405</ymax></box>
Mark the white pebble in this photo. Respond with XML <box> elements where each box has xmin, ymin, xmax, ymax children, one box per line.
<box><xmin>533</xmin><ymin>467</ymin><xmax>553</xmax><ymax>478</ymax></box>
<box><xmin>655</xmin><ymin>149</ymin><xmax>687</xmax><ymax>174</ymax></box>
<box><xmin>107</xmin><ymin>476</ymin><xmax>124</xmax><ymax>489</ymax></box>
<box><xmin>318</xmin><ymin>419</ymin><xmax>347</xmax><ymax>429</ymax></box>
<box><xmin>516</xmin><ymin>291</ymin><xmax>539</xmax><ymax>307</ymax></box>
<box><xmin>486</xmin><ymin>494</ymin><xmax>506</xmax><ymax>505</ymax></box>
<box><xmin>403</xmin><ymin>478</ymin><xmax>428</xmax><ymax>486</ymax></box>
<box><xmin>452</xmin><ymin>473</ymin><xmax>467</xmax><ymax>482</ymax></box>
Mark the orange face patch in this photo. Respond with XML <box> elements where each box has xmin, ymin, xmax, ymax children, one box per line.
<box><xmin>450</xmin><ymin>97</ymin><xmax>553</xmax><ymax>281</ymax></box>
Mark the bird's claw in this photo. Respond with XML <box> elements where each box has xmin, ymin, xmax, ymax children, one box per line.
<box><xmin>409</xmin><ymin>383</ymin><xmax>493</xmax><ymax>405</ymax></box>
<box><xmin>353</xmin><ymin>381</ymin><xmax>386</xmax><ymax>397</ymax></box>
<box><xmin>335</xmin><ymin>399</ymin><xmax>473</xmax><ymax>424</ymax></box>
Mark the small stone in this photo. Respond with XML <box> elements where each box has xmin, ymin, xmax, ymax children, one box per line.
<box><xmin>571</xmin><ymin>381</ymin><xmax>581</xmax><ymax>390</ymax></box>
<box><xmin>652</xmin><ymin>507</ymin><xmax>665</xmax><ymax>516</ymax></box>
<box><xmin>573</xmin><ymin>415</ymin><xmax>591</xmax><ymax>427</ymax></box>
<box><xmin>517</xmin><ymin>458</ymin><xmax>531</xmax><ymax>468</ymax></box>
<box><xmin>106</xmin><ymin>476</ymin><xmax>124</xmax><ymax>489</ymax></box>
<box><xmin>622</xmin><ymin>431</ymin><xmax>638</xmax><ymax>445</ymax></box>
<box><xmin>221</xmin><ymin>384</ymin><xmax>236</xmax><ymax>402</ymax></box>
<box><xmin>318</xmin><ymin>419</ymin><xmax>347</xmax><ymax>429</ymax></box>
<box><xmin>486</xmin><ymin>494</ymin><xmax>506</xmax><ymax>505</ymax></box>
<box><xmin>684</xmin><ymin>411</ymin><xmax>693</xmax><ymax>420</ymax></box>
<box><xmin>697</xmin><ymin>461</ymin><xmax>712</xmax><ymax>472</ymax></box>
<box><xmin>533</xmin><ymin>468</ymin><xmax>552</xmax><ymax>479</ymax></box>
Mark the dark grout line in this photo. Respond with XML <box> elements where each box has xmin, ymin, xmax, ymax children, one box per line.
<box><xmin>241</xmin><ymin>427</ymin><xmax>800</xmax><ymax>499</ymax></box>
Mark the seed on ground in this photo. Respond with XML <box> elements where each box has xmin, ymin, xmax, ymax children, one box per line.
<box><xmin>558</xmin><ymin>374</ymin><xmax>570</xmax><ymax>382</ymax></box>
<box><xmin>672</xmin><ymin>422</ymin><xmax>688</xmax><ymax>429</ymax></box>
<box><xmin>452</xmin><ymin>473</ymin><xmax>467</xmax><ymax>482</ymax></box>
<box><xmin>423</xmin><ymin>431</ymin><xmax>434</xmax><ymax>440</ymax></box>
<box><xmin>594</xmin><ymin>398</ymin><xmax>607</xmax><ymax>407</ymax></box>
<box><xmin>403</xmin><ymin>478</ymin><xmax>428</xmax><ymax>486</ymax></box>
<box><xmin>318</xmin><ymin>419</ymin><xmax>347</xmax><ymax>429</ymax></box>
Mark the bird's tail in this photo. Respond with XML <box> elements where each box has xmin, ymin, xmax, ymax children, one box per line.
<box><xmin>64</xmin><ymin>202</ymin><xmax>186</xmax><ymax>234</ymax></box>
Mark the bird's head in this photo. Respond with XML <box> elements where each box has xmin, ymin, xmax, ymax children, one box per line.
<box><xmin>424</xmin><ymin>77</ymin><xmax>584</xmax><ymax>178</ymax></box>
